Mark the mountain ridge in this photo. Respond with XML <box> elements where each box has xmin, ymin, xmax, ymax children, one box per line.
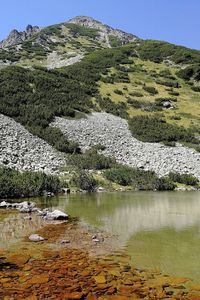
<box><xmin>0</xmin><ymin>16</ymin><xmax>138</xmax><ymax>50</ymax></box>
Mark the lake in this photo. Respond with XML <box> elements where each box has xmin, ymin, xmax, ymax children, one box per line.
<box><xmin>1</xmin><ymin>191</ymin><xmax>200</xmax><ymax>281</ymax></box>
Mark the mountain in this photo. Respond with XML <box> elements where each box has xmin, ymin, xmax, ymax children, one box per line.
<box><xmin>0</xmin><ymin>16</ymin><xmax>138</xmax><ymax>69</ymax></box>
<box><xmin>0</xmin><ymin>16</ymin><xmax>200</xmax><ymax>183</ymax></box>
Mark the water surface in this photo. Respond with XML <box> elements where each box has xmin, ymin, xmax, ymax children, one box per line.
<box><xmin>37</xmin><ymin>191</ymin><xmax>200</xmax><ymax>281</ymax></box>
<box><xmin>1</xmin><ymin>191</ymin><xmax>200</xmax><ymax>281</ymax></box>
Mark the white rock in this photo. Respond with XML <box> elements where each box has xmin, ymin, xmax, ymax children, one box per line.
<box><xmin>29</xmin><ymin>234</ymin><xmax>45</xmax><ymax>242</ymax></box>
<box><xmin>45</xmin><ymin>210</ymin><xmax>68</xmax><ymax>220</ymax></box>
<box><xmin>17</xmin><ymin>201</ymin><xmax>36</xmax><ymax>213</ymax></box>
<box><xmin>0</xmin><ymin>201</ymin><xmax>8</xmax><ymax>208</ymax></box>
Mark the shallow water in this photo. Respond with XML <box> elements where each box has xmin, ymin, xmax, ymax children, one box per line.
<box><xmin>1</xmin><ymin>191</ymin><xmax>200</xmax><ymax>281</ymax></box>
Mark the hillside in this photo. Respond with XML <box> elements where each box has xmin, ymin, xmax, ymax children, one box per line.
<box><xmin>0</xmin><ymin>16</ymin><xmax>200</xmax><ymax>188</ymax></box>
<box><xmin>0</xmin><ymin>16</ymin><xmax>137</xmax><ymax>69</ymax></box>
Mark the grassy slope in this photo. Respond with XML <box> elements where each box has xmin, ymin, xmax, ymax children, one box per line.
<box><xmin>99</xmin><ymin>57</ymin><xmax>200</xmax><ymax>129</ymax></box>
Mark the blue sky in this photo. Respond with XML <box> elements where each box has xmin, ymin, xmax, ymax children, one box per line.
<box><xmin>0</xmin><ymin>0</ymin><xmax>199</xmax><ymax>49</ymax></box>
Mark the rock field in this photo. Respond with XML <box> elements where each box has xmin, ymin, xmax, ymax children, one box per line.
<box><xmin>0</xmin><ymin>114</ymin><xmax>66</xmax><ymax>173</ymax></box>
<box><xmin>51</xmin><ymin>112</ymin><xmax>200</xmax><ymax>179</ymax></box>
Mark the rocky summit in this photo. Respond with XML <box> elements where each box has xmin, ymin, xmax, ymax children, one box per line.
<box><xmin>0</xmin><ymin>25</ymin><xmax>40</xmax><ymax>49</ymax></box>
<box><xmin>68</xmin><ymin>16</ymin><xmax>137</xmax><ymax>47</ymax></box>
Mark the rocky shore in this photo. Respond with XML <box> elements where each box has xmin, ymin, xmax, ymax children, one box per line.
<box><xmin>51</xmin><ymin>112</ymin><xmax>200</xmax><ymax>179</ymax></box>
<box><xmin>0</xmin><ymin>114</ymin><xmax>66</xmax><ymax>174</ymax></box>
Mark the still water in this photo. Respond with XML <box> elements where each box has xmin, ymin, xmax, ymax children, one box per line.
<box><xmin>2</xmin><ymin>191</ymin><xmax>200</xmax><ymax>281</ymax></box>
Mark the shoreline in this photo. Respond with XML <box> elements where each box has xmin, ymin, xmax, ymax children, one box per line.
<box><xmin>1</xmin><ymin>207</ymin><xmax>200</xmax><ymax>299</ymax></box>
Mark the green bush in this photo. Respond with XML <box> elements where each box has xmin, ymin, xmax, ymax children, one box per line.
<box><xmin>109</xmin><ymin>35</ymin><xmax>122</xmax><ymax>48</ymax></box>
<box><xmin>131</xmin><ymin>40</ymin><xmax>200</xmax><ymax>64</ymax></box>
<box><xmin>127</xmin><ymin>98</ymin><xmax>161</xmax><ymax>112</ymax></box>
<box><xmin>192</xmin><ymin>86</ymin><xmax>200</xmax><ymax>92</ymax></box>
<box><xmin>68</xmin><ymin>150</ymin><xmax>116</xmax><ymax>170</ymax></box>
<box><xmin>168</xmin><ymin>172</ymin><xmax>199</xmax><ymax>186</ymax></box>
<box><xmin>97</xmin><ymin>96</ymin><xmax>128</xmax><ymax>118</ymax></box>
<box><xmin>176</xmin><ymin>67</ymin><xmax>194</xmax><ymax>81</ymax></box>
<box><xmin>143</xmin><ymin>86</ymin><xmax>158</xmax><ymax>95</ymax></box>
<box><xmin>114</xmin><ymin>89</ymin><xmax>123</xmax><ymax>95</ymax></box>
<box><xmin>65</xmin><ymin>23</ymin><xmax>100</xmax><ymax>39</ymax></box>
<box><xmin>156</xmin><ymin>79</ymin><xmax>181</xmax><ymax>88</ymax></box>
<box><xmin>0</xmin><ymin>167</ymin><xmax>61</xmax><ymax>199</ymax></box>
<box><xmin>129</xmin><ymin>91</ymin><xmax>143</xmax><ymax>97</ymax></box>
<box><xmin>129</xmin><ymin>115</ymin><xmax>198</xmax><ymax>143</ymax></box>
<box><xmin>168</xmin><ymin>90</ymin><xmax>180</xmax><ymax>96</ymax></box>
<box><xmin>104</xmin><ymin>165</ymin><xmax>175</xmax><ymax>190</ymax></box>
<box><xmin>72</xmin><ymin>171</ymin><xmax>98</xmax><ymax>192</ymax></box>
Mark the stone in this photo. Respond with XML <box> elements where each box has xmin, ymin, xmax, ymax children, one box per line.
<box><xmin>27</xmin><ymin>274</ymin><xmax>49</xmax><ymax>285</ymax></box>
<box><xmin>94</xmin><ymin>275</ymin><xmax>107</xmax><ymax>284</ymax></box>
<box><xmin>61</xmin><ymin>239</ymin><xmax>70</xmax><ymax>244</ymax></box>
<box><xmin>29</xmin><ymin>234</ymin><xmax>45</xmax><ymax>242</ymax></box>
<box><xmin>17</xmin><ymin>201</ymin><xmax>37</xmax><ymax>213</ymax></box>
<box><xmin>92</xmin><ymin>239</ymin><xmax>100</xmax><ymax>243</ymax></box>
<box><xmin>45</xmin><ymin>210</ymin><xmax>68</xmax><ymax>220</ymax></box>
<box><xmin>6</xmin><ymin>252</ymin><xmax>30</xmax><ymax>266</ymax></box>
<box><xmin>65</xmin><ymin>292</ymin><xmax>84</xmax><ymax>299</ymax></box>
<box><xmin>0</xmin><ymin>201</ymin><xmax>8</xmax><ymax>208</ymax></box>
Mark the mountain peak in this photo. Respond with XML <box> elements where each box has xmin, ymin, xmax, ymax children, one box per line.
<box><xmin>68</xmin><ymin>15</ymin><xmax>138</xmax><ymax>47</ymax></box>
<box><xmin>0</xmin><ymin>25</ymin><xmax>40</xmax><ymax>49</ymax></box>
<box><xmin>68</xmin><ymin>16</ymin><xmax>102</xmax><ymax>26</ymax></box>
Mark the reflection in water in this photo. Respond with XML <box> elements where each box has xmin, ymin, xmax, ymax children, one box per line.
<box><xmin>41</xmin><ymin>191</ymin><xmax>200</xmax><ymax>280</ymax></box>
<box><xmin>0</xmin><ymin>212</ymin><xmax>45</xmax><ymax>248</ymax></box>
<box><xmin>1</xmin><ymin>191</ymin><xmax>200</xmax><ymax>280</ymax></box>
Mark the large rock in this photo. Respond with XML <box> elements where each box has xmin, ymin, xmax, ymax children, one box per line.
<box><xmin>45</xmin><ymin>210</ymin><xmax>68</xmax><ymax>220</ymax></box>
<box><xmin>17</xmin><ymin>201</ymin><xmax>37</xmax><ymax>213</ymax></box>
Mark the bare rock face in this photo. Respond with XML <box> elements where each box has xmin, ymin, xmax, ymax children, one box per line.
<box><xmin>68</xmin><ymin>16</ymin><xmax>138</xmax><ymax>47</ymax></box>
<box><xmin>0</xmin><ymin>25</ymin><xmax>40</xmax><ymax>49</ymax></box>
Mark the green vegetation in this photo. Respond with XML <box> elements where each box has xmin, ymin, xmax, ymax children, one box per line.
<box><xmin>0</xmin><ymin>50</ymin><xmax>20</xmax><ymax>62</ymax></box>
<box><xmin>143</xmin><ymin>86</ymin><xmax>158</xmax><ymax>95</ymax></box>
<box><xmin>43</xmin><ymin>24</ymin><xmax>62</xmax><ymax>36</ymax></box>
<box><xmin>104</xmin><ymin>165</ymin><xmax>175</xmax><ymax>191</ymax></box>
<box><xmin>22</xmin><ymin>41</ymin><xmax>49</xmax><ymax>58</ymax></box>
<box><xmin>168</xmin><ymin>172</ymin><xmax>199</xmax><ymax>186</ymax></box>
<box><xmin>109</xmin><ymin>35</ymin><xmax>122</xmax><ymax>47</ymax></box>
<box><xmin>97</xmin><ymin>96</ymin><xmax>128</xmax><ymax>118</ymax></box>
<box><xmin>131</xmin><ymin>40</ymin><xmax>200</xmax><ymax>64</ymax></box>
<box><xmin>129</xmin><ymin>115</ymin><xmax>198</xmax><ymax>143</ymax></box>
<box><xmin>68</xmin><ymin>148</ymin><xmax>116</xmax><ymax>170</ymax></box>
<box><xmin>71</xmin><ymin>170</ymin><xmax>98</xmax><ymax>192</ymax></box>
<box><xmin>0</xmin><ymin>65</ymin><xmax>91</xmax><ymax>153</ymax></box>
<box><xmin>1</xmin><ymin>30</ymin><xmax>200</xmax><ymax>154</ymax></box>
<box><xmin>65</xmin><ymin>23</ymin><xmax>100</xmax><ymax>39</ymax></box>
<box><xmin>0</xmin><ymin>167</ymin><xmax>61</xmax><ymax>199</ymax></box>
<box><xmin>176</xmin><ymin>65</ymin><xmax>200</xmax><ymax>81</ymax></box>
